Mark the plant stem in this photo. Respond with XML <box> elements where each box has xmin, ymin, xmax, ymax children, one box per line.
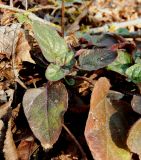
<box><xmin>62</xmin><ymin>124</ymin><xmax>88</xmax><ymax>160</ymax></box>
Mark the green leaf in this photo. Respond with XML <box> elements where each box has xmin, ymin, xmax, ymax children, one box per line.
<box><xmin>133</xmin><ymin>49</ymin><xmax>141</xmax><ymax>64</ymax></box>
<box><xmin>79</xmin><ymin>48</ymin><xmax>117</xmax><ymax>71</ymax></box>
<box><xmin>126</xmin><ymin>64</ymin><xmax>141</xmax><ymax>83</ymax></box>
<box><xmin>64</xmin><ymin>78</ymin><xmax>75</xmax><ymax>86</ymax></box>
<box><xmin>22</xmin><ymin>82</ymin><xmax>68</xmax><ymax>149</ymax></box>
<box><xmin>32</xmin><ymin>20</ymin><xmax>73</xmax><ymax>66</ymax></box>
<box><xmin>16</xmin><ymin>13</ymin><xmax>30</xmax><ymax>24</ymax></box>
<box><xmin>127</xmin><ymin>119</ymin><xmax>141</xmax><ymax>159</ymax></box>
<box><xmin>116</xmin><ymin>28</ymin><xmax>129</xmax><ymax>36</ymax></box>
<box><xmin>107</xmin><ymin>50</ymin><xmax>132</xmax><ymax>75</ymax></box>
<box><xmin>45</xmin><ymin>63</ymin><xmax>69</xmax><ymax>81</ymax></box>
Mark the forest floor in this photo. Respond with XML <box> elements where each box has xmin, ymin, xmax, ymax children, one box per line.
<box><xmin>0</xmin><ymin>0</ymin><xmax>141</xmax><ymax>160</ymax></box>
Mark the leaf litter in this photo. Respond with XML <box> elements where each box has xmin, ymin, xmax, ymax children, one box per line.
<box><xmin>0</xmin><ymin>0</ymin><xmax>141</xmax><ymax>160</ymax></box>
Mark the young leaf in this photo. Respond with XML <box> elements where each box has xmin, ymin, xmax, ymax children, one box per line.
<box><xmin>31</xmin><ymin>20</ymin><xmax>73</xmax><ymax>66</ymax></box>
<box><xmin>126</xmin><ymin>64</ymin><xmax>141</xmax><ymax>83</ymax></box>
<box><xmin>116</xmin><ymin>28</ymin><xmax>130</xmax><ymax>36</ymax></box>
<box><xmin>22</xmin><ymin>82</ymin><xmax>68</xmax><ymax>149</ymax></box>
<box><xmin>127</xmin><ymin>119</ymin><xmax>141</xmax><ymax>159</ymax></box>
<box><xmin>79</xmin><ymin>48</ymin><xmax>117</xmax><ymax>71</ymax></box>
<box><xmin>45</xmin><ymin>64</ymin><xmax>68</xmax><ymax>81</ymax></box>
<box><xmin>85</xmin><ymin>77</ymin><xmax>132</xmax><ymax>160</ymax></box>
<box><xmin>16</xmin><ymin>13</ymin><xmax>30</xmax><ymax>24</ymax></box>
<box><xmin>107</xmin><ymin>50</ymin><xmax>131</xmax><ymax>75</ymax></box>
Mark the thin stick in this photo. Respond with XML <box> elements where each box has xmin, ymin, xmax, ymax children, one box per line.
<box><xmin>25</xmin><ymin>0</ymin><xmax>28</xmax><ymax>10</ymax></box>
<box><xmin>10</xmin><ymin>0</ymin><xmax>13</xmax><ymax>7</ymax></box>
<box><xmin>88</xmin><ymin>18</ymin><xmax>141</xmax><ymax>34</ymax></box>
<box><xmin>74</xmin><ymin>76</ymin><xmax>94</xmax><ymax>86</ymax></box>
<box><xmin>61</xmin><ymin>0</ymin><xmax>65</xmax><ymax>37</ymax></box>
<box><xmin>28</xmin><ymin>5</ymin><xmax>56</xmax><ymax>12</ymax></box>
<box><xmin>62</xmin><ymin>124</ymin><xmax>88</xmax><ymax>160</ymax></box>
<box><xmin>0</xmin><ymin>4</ymin><xmax>61</xmax><ymax>32</ymax></box>
<box><xmin>67</xmin><ymin>1</ymin><xmax>93</xmax><ymax>33</ymax></box>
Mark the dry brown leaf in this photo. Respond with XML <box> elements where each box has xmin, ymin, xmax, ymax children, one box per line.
<box><xmin>0</xmin><ymin>101</ymin><xmax>12</xmax><ymax>119</ymax></box>
<box><xmin>0</xmin><ymin>24</ymin><xmax>21</xmax><ymax>59</ymax></box>
<box><xmin>0</xmin><ymin>89</ymin><xmax>14</xmax><ymax>118</ymax></box>
<box><xmin>1</xmin><ymin>10</ymin><xmax>16</xmax><ymax>26</ymax></box>
<box><xmin>0</xmin><ymin>120</ymin><xmax>4</xmax><ymax>130</ymax></box>
<box><xmin>0</xmin><ymin>120</ymin><xmax>4</xmax><ymax>150</ymax></box>
<box><xmin>3</xmin><ymin>119</ymin><xmax>18</xmax><ymax>160</ymax></box>
<box><xmin>85</xmin><ymin>77</ymin><xmax>132</xmax><ymax>160</ymax></box>
<box><xmin>0</xmin><ymin>24</ymin><xmax>34</xmax><ymax>64</ymax></box>
<box><xmin>16</xmin><ymin>31</ymin><xmax>35</xmax><ymax>64</ymax></box>
<box><xmin>17</xmin><ymin>136</ymin><xmax>37</xmax><ymax>160</ymax></box>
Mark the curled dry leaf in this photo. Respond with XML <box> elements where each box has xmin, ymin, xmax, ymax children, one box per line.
<box><xmin>22</xmin><ymin>82</ymin><xmax>68</xmax><ymax>149</ymax></box>
<box><xmin>3</xmin><ymin>119</ymin><xmax>18</xmax><ymax>160</ymax></box>
<box><xmin>16</xmin><ymin>30</ymin><xmax>35</xmax><ymax>64</ymax></box>
<box><xmin>127</xmin><ymin>119</ymin><xmax>141</xmax><ymax>159</ymax></box>
<box><xmin>17</xmin><ymin>136</ymin><xmax>37</xmax><ymax>160</ymax></box>
<box><xmin>84</xmin><ymin>77</ymin><xmax>132</xmax><ymax>160</ymax></box>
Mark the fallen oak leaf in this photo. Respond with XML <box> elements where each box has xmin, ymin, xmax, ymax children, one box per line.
<box><xmin>84</xmin><ymin>77</ymin><xmax>132</xmax><ymax>160</ymax></box>
<box><xmin>22</xmin><ymin>82</ymin><xmax>68</xmax><ymax>149</ymax></box>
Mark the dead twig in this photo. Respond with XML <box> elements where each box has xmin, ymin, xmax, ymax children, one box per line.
<box><xmin>0</xmin><ymin>4</ymin><xmax>61</xmax><ymax>32</ymax></box>
<box><xmin>61</xmin><ymin>0</ymin><xmax>65</xmax><ymax>37</ymax></box>
<box><xmin>88</xmin><ymin>18</ymin><xmax>141</xmax><ymax>34</ymax></box>
<box><xmin>62</xmin><ymin>124</ymin><xmax>88</xmax><ymax>160</ymax></box>
<box><xmin>67</xmin><ymin>1</ymin><xmax>93</xmax><ymax>34</ymax></box>
<box><xmin>10</xmin><ymin>0</ymin><xmax>13</xmax><ymax>7</ymax></box>
<box><xmin>28</xmin><ymin>5</ymin><xmax>56</xmax><ymax>12</ymax></box>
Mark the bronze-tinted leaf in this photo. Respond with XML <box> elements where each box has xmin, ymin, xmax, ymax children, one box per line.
<box><xmin>127</xmin><ymin>119</ymin><xmax>141</xmax><ymax>159</ymax></box>
<box><xmin>79</xmin><ymin>48</ymin><xmax>117</xmax><ymax>71</ymax></box>
<box><xmin>94</xmin><ymin>33</ymin><xmax>124</xmax><ymax>47</ymax></box>
<box><xmin>32</xmin><ymin>20</ymin><xmax>73</xmax><ymax>66</ymax></box>
<box><xmin>84</xmin><ymin>77</ymin><xmax>132</xmax><ymax>160</ymax></box>
<box><xmin>22</xmin><ymin>82</ymin><xmax>68</xmax><ymax>149</ymax></box>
